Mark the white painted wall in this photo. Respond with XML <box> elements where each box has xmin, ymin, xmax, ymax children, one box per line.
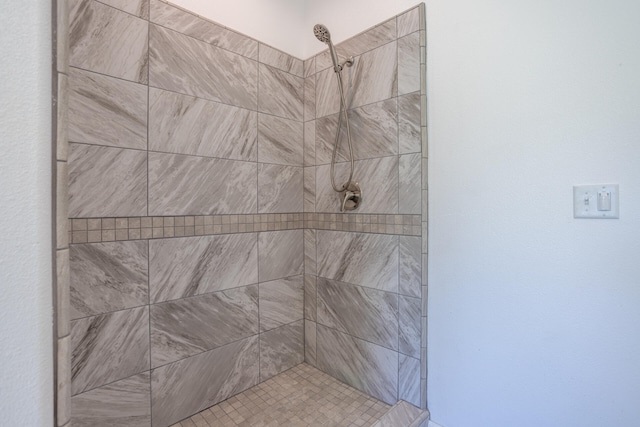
<box><xmin>169</xmin><ymin>0</ymin><xmax>419</xmax><ymax>58</ymax></box>
<box><xmin>0</xmin><ymin>1</ymin><xmax>53</xmax><ymax>425</ymax></box>
<box><xmin>427</xmin><ymin>0</ymin><xmax>640</xmax><ymax>426</ymax></box>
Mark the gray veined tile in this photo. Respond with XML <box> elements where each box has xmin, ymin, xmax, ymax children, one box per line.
<box><xmin>315</xmin><ymin>98</ymin><xmax>398</xmax><ymax>165</ymax></box>
<box><xmin>399</xmin><ymin>236</ymin><xmax>421</xmax><ymax>298</ymax></box>
<box><xmin>151</xmin><ymin>285</ymin><xmax>259</xmax><ymax>367</ymax></box>
<box><xmin>317</xmin><ymin>277</ymin><xmax>398</xmax><ymax>351</ymax></box>
<box><xmin>316</xmin><ymin>18</ymin><xmax>396</xmax><ymax>72</ymax></box>
<box><xmin>97</xmin><ymin>0</ymin><xmax>149</xmax><ymax>18</ymax></box>
<box><xmin>70</xmin><ymin>372</ymin><xmax>151</xmax><ymax>427</ymax></box>
<box><xmin>57</xmin><ymin>0</ymin><xmax>69</xmax><ymax>74</ymax></box>
<box><xmin>151</xmin><ymin>336</ymin><xmax>259</xmax><ymax>427</ymax></box>
<box><xmin>372</xmin><ymin>400</ymin><xmax>424</xmax><ymax>427</ymax></box>
<box><xmin>57</xmin><ymin>249</ymin><xmax>71</xmax><ymax>338</ymax></box>
<box><xmin>304</xmin><ymin>275</ymin><xmax>317</xmax><ymax>322</ymax></box>
<box><xmin>260</xmin><ymin>320</ymin><xmax>304</xmax><ymax>381</ymax></box>
<box><xmin>258</xmin><ymin>63</ymin><xmax>303</xmax><ymax>121</ymax></box>
<box><xmin>68</xmin><ymin>143</ymin><xmax>147</xmax><ymax>218</ymax></box>
<box><xmin>56</xmin><ymin>73</ymin><xmax>68</xmax><ymax>161</ymax></box>
<box><xmin>57</xmin><ymin>161</ymin><xmax>69</xmax><ymax>249</ymax></box>
<box><xmin>398</xmin><ymin>354</ymin><xmax>421</xmax><ymax>408</ymax></box>
<box><xmin>314</xmin><ymin>66</ymin><xmax>341</xmax><ymax>119</ymax></box>
<box><xmin>397</xmin><ymin>6</ymin><xmax>422</xmax><ymax>38</ymax></box>
<box><xmin>149</xmin><ymin>233</ymin><xmax>258</xmax><ymax>303</ymax></box>
<box><xmin>150</xmin><ymin>0</ymin><xmax>257</xmax><ymax>59</ymax></box>
<box><xmin>149</xmin><ymin>88</ymin><xmax>257</xmax><ymax>161</ymax></box>
<box><xmin>305</xmin><ymin>320</ymin><xmax>317</xmax><ymax>366</ymax></box>
<box><xmin>304</xmin><ymin>75</ymin><xmax>316</xmax><ymax>121</ymax></box>
<box><xmin>399</xmin><ymin>153</ymin><xmax>422</xmax><ymax>214</ymax></box>
<box><xmin>148</xmin><ymin>152</ymin><xmax>257</xmax><ymax>215</ymax></box>
<box><xmin>258</xmin><ymin>230</ymin><xmax>304</xmax><ymax>282</ymax></box>
<box><xmin>259</xmin><ymin>43</ymin><xmax>303</xmax><ymax>77</ymax></box>
<box><xmin>58</xmin><ymin>336</ymin><xmax>71</xmax><ymax>426</ymax></box>
<box><xmin>399</xmin><ymin>295</ymin><xmax>421</xmax><ymax>358</ymax></box>
<box><xmin>304</xmin><ymin>229</ymin><xmax>317</xmax><ymax>276</ymax></box>
<box><xmin>257</xmin><ymin>164</ymin><xmax>303</xmax><ymax>214</ymax></box>
<box><xmin>304</xmin><ymin>121</ymin><xmax>316</xmax><ymax>166</ymax></box>
<box><xmin>257</xmin><ymin>114</ymin><xmax>303</xmax><ymax>166</ymax></box>
<box><xmin>350</xmin><ymin>41</ymin><xmax>398</xmax><ymax>109</ymax></box>
<box><xmin>303</xmin><ymin>56</ymin><xmax>316</xmax><ymax>78</ymax></box>
<box><xmin>71</xmin><ymin>306</ymin><xmax>150</xmax><ymax>395</ymax></box>
<box><xmin>68</xmin><ymin>67</ymin><xmax>148</xmax><ymax>150</ymax></box>
<box><xmin>317</xmin><ymin>325</ymin><xmax>398</xmax><ymax>405</ymax></box>
<box><xmin>259</xmin><ymin>276</ymin><xmax>304</xmax><ymax>332</ymax></box>
<box><xmin>315</xmin><ymin>156</ymin><xmax>398</xmax><ymax>214</ymax></box>
<box><xmin>399</xmin><ymin>92</ymin><xmax>422</xmax><ymax>154</ymax></box>
<box><xmin>149</xmin><ymin>24</ymin><xmax>257</xmax><ymax>110</ymax></box>
<box><xmin>70</xmin><ymin>241</ymin><xmax>148</xmax><ymax>320</ymax></box>
<box><xmin>398</xmin><ymin>32</ymin><xmax>421</xmax><ymax>96</ymax></box>
<box><xmin>304</xmin><ymin>167</ymin><xmax>316</xmax><ymax>212</ymax></box>
<box><xmin>69</xmin><ymin>0</ymin><xmax>148</xmax><ymax>83</ymax></box>
<box><xmin>316</xmin><ymin>230</ymin><xmax>398</xmax><ymax>292</ymax></box>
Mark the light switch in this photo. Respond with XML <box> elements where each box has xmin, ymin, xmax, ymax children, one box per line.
<box><xmin>573</xmin><ymin>184</ymin><xmax>619</xmax><ymax>219</ymax></box>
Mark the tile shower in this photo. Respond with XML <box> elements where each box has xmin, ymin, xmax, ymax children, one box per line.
<box><xmin>52</xmin><ymin>0</ymin><xmax>427</xmax><ymax>426</ymax></box>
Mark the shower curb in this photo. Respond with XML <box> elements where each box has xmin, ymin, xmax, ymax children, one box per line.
<box><xmin>372</xmin><ymin>400</ymin><xmax>430</xmax><ymax>427</ymax></box>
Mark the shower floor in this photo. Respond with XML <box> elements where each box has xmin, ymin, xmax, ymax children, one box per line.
<box><xmin>170</xmin><ymin>363</ymin><xmax>391</xmax><ymax>427</ymax></box>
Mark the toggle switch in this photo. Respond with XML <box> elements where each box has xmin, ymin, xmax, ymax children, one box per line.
<box><xmin>573</xmin><ymin>184</ymin><xmax>619</xmax><ymax>219</ymax></box>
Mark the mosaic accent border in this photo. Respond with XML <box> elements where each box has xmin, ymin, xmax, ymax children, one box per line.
<box><xmin>68</xmin><ymin>213</ymin><xmax>421</xmax><ymax>244</ymax></box>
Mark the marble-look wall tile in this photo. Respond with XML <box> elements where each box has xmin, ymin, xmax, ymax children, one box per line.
<box><xmin>304</xmin><ymin>120</ymin><xmax>316</xmax><ymax>166</ymax></box>
<box><xmin>304</xmin><ymin>229</ymin><xmax>316</xmax><ymax>276</ymax></box>
<box><xmin>57</xmin><ymin>0</ymin><xmax>69</xmax><ymax>74</ymax></box>
<box><xmin>149</xmin><ymin>24</ymin><xmax>257</xmax><ymax>110</ymax></box>
<box><xmin>258</xmin><ymin>64</ymin><xmax>303</xmax><ymax>121</ymax></box>
<box><xmin>315</xmin><ymin>98</ymin><xmax>398</xmax><ymax>165</ymax></box>
<box><xmin>57</xmin><ymin>162</ymin><xmax>69</xmax><ymax>249</ymax></box>
<box><xmin>71</xmin><ymin>372</ymin><xmax>151</xmax><ymax>427</ymax></box>
<box><xmin>317</xmin><ymin>277</ymin><xmax>398</xmax><ymax>350</ymax></box>
<box><xmin>258</xmin><ymin>164</ymin><xmax>303</xmax><ymax>213</ymax></box>
<box><xmin>316</xmin><ymin>19</ymin><xmax>396</xmax><ymax>71</ymax></box>
<box><xmin>372</xmin><ymin>400</ymin><xmax>424</xmax><ymax>427</ymax></box>
<box><xmin>399</xmin><ymin>153</ymin><xmax>421</xmax><ymax>214</ymax></box>
<box><xmin>71</xmin><ymin>306</ymin><xmax>150</xmax><ymax>395</ymax></box>
<box><xmin>397</xmin><ymin>7</ymin><xmax>421</xmax><ymax>38</ymax></box>
<box><xmin>149</xmin><ymin>88</ymin><xmax>257</xmax><ymax>161</ymax></box>
<box><xmin>149</xmin><ymin>0</ymin><xmax>257</xmax><ymax>59</ymax></box>
<box><xmin>399</xmin><ymin>92</ymin><xmax>422</xmax><ymax>154</ymax></box>
<box><xmin>398</xmin><ymin>32</ymin><xmax>421</xmax><ymax>96</ymax></box>
<box><xmin>258</xmin><ymin>114</ymin><xmax>303</xmax><ymax>166</ymax></box>
<box><xmin>303</xmin><ymin>56</ymin><xmax>315</xmax><ymax>78</ymax></box>
<box><xmin>56</xmin><ymin>73</ymin><xmax>69</xmax><ymax>161</ymax></box>
<box><xmin>304</xmin><ymin>167</ymin><xmax>316</xmax><ymax>212</ymax></box>
<box><xmin>304</xmin><ymin>274</ymin><xmax>317</xmax><ymax>321</ymax></box>
<box><xmin>304</xmin><ymin>75</ymin><xmax>316</xmax><ymax>121</ymax></box>
<box><xmin>314</xmin><ymin>66</ymin><xmax>340</xmax><ymax>119</ymax></box>
<box><xmin>258</xmin><ymin>230</ymin><xmax>304</xmax><ymax>282</ymax></box>
<box><xmin>98</xmin><ymin>0</ymin><xmax>149</xmax><ymax>19</ymax></box>
<box><xmin>57</xmin><ymin>249</ymin><xmax>70</xmax><ymax>338</ymax></box>
<box><xmin>68</xmin><ymin>144</ymin><xmax>147</xmax><ymax>218</ymax></box>
<box><xmin>259</xmin><ymin>276</ymin><xmax>303</xmax><ymax>332</ymax></box>
<box><xmin>399</xmin><ymin>236</ymin><xmax>421</xmax><ymax>298</ymax></box>
<box><xmin>70</xmin><ymin>241</ymin><xmax>148</xmax><ymax>319</ymax></box>
<box><xmin>350</xmin><ymin>41</ymin><xmax>397</xmax><ymax>109</ymax></box>
<box><xmin>316</xmin><ymin>156</ymin><xmax>398</xmax><ymax>214</ymax></box>
<box><xmin>149</xmin><ymin>233</ymin><xmax>257</xmax><ymax>303</ymax></box>
<box><xmin>58</xmin><ymin>335</ymin><xmax>71</xmax><ymax>426</ymax></box>
<box><xmin>259</xmin><ymin>43</ymin><xmax>303</xmax><ymax>76</ymax></box>
<box><xmin>317</xmin><ymin>325</ymin><xmax>398</xmax><ymax>405</ymax></box>
<box><xmin>148</xmin><ymin>152</ymin><xmax>257</xmax><ymax>215</ymax></box>
<box><xmin>259</xmin><ymin>320</ymin><xmax>304</xmax><ymax>381</ymax></box>
<box><xmin>399</xmin><ymin>295</ymin><xmax>421</xmax><ymax>358</ymax></box>
<box><xmin>398</xmin><ymin>354</ymin><xmax>420</xmax><ymax>407</ymax></box>
<box><xmin>316</xmin><ymin>231</ymin><xmax>398</xmax><ymax>292</ymax></box>
<box><xmin>151</xmin><ymin>336</ymin><xmax>259</xmax><ymax>427</ymax></box>
<box><xmin>68</xmin><ymin>68</ymin><xmax>147</xmax><ymax>150</ymax></box>
<box><xmin>151</xmin><ymin>285</ymin><xmax>259</xmax><ymax>367</ymax></box>
<box><xmin>69</xmin><ymin>0</ymin><xmax>148</xmax><ymax>83</ymax></box>
<box><xmin>305</xmin><ymin>320</ymin><xmax>317</xmax><ymax>366</ymax></box>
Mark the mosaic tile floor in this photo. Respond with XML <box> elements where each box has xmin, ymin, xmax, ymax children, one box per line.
<box><xmin>170</xmin><ymin>363</ymin><xmax>391</xmax><ymax>427</ymax></box>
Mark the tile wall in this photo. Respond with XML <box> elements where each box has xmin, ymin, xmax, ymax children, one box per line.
<box><xmin>55</xmin><ymin>1</ymin><xmax>426</xmax><ymax>426</ymax></box>
<box><xmin>303</xmin><ymin>4</ymin><xmax>427</xmax><ymax>409</ymax></box>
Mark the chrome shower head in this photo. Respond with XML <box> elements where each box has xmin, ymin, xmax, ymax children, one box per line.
<box><xmin>313</xmin><ymin>24</ymin><xmax>331</xmax><ymax>44</ymax></box>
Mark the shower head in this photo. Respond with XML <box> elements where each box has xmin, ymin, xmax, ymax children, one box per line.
<box><xmin>313</xmin><ymin>24</ymin><xmax>331</xmax><ymax>44</ymax></box>
<box><xmin>313</xmin><ymin>24</ymin><xmax>343</xmax><ymax>73</ymax></box>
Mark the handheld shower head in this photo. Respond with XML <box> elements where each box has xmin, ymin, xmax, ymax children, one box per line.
<box><xmin>313</xmin><ymin>24</ymin><xmax>342</xmax><ymax>73</ymax></box>
<box><xmin>313</xmin><ymin>24</ymin><xmax>331</xmax><ymax>44</ymax></box>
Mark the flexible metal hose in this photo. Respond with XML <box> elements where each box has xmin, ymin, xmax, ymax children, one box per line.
<box><xmin>329</xmin><ymin>71</ymin><xmax>355</xmax><ymax>192</ymax></box>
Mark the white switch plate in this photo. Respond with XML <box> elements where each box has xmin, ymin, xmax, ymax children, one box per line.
<box><xmin>573</xmin><ymin>184</ymin><xmax>619</xmax><ymax>219</ymax></box>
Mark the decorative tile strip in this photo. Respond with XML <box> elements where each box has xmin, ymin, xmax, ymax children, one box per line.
<box><xmin>69</xmin><ymin>213</ymin><xmax>421</xmax><ymax>244</ymax></box>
